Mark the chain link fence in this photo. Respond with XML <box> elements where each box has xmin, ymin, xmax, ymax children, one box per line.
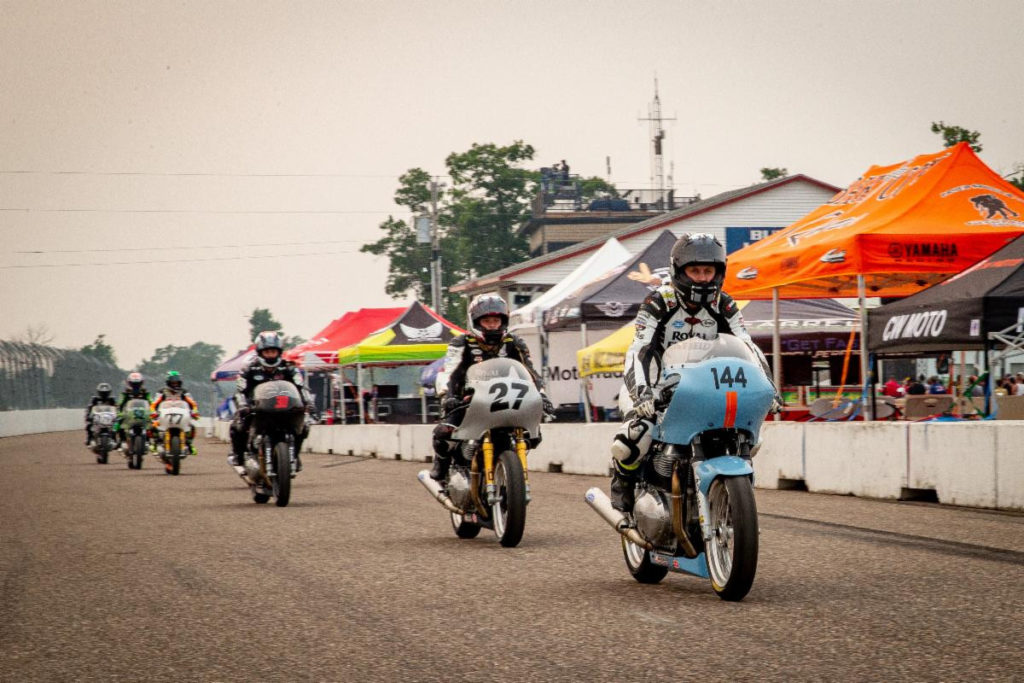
<box><xmin>0</xmin><ymin>340</ymin><xmax>212</xmax><ymax>413</ymax></box>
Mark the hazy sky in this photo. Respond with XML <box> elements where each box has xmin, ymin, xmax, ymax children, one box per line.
<box><xmin>3</xmin><ymin>0</ymin><xmax>1023</xmax><ymax>368</ymax></box>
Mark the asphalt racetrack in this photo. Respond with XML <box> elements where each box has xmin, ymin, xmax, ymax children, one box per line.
<box><xmin>1</xmin><ymin>431</ymin><xmax>1022</xmax><ymax>682</ymax></box>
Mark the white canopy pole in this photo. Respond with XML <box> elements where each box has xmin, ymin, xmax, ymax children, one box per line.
<box><xmin>858</xmin><ymin>275</ymin><xmax>873</xmax><ymax>420</ymax></box>
<box><xmin>772</xmin><ymin>287</ymin><xmax>782</xmax><ymax>422</ymax></box>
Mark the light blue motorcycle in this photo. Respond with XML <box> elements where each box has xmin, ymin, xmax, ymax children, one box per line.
<box><xmin>586</xmin><ymin>334</ymin><xmax>775</xmax><ymax>601</ymax></box>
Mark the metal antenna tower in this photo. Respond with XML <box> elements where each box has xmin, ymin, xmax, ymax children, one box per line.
<box><xmin>638</xmin><ymin>79</ymin><xmax>675</xmax><ymax>208</ymax></box>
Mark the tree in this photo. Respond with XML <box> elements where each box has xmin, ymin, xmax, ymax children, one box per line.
<box><xmin>80</xmin><ymin>334</ymin><xmax>117</xmax><ymax>366</ymax></box>
<box><xmin>930</xmin><ymin>121</ymin><xmax>982</xmax><ymax>153</ymax></box>
<box><xmin>579</xmin><ymin>176</ymin><xmax>620</xmax><ymax>204</ymax></box>
<box><xmin>137</xmin><ymin>342</ymin><xmax>224</xmax><ymax>381</ymax></box>
<box><xmin>12</xmin><ymin>324</ymin><xmax>55</xmax><ymax>346</ymax></box>
<box><xmin>362</xmin><ymin>141</ymin><xmax>538</xmax><ymax>323</ymax></box>
<box><xmin>1007</xmin><ymin>163</ymin><xmax>1024</xmax><ymax>192</ymax></box>
<box><xmin>246</xmin><ymin>308</ymin><xmax>304</xmax><ymax>348</ymax></box>
<box><xmin>248</xmin><ymin>308</ymin><xmax>282</xmax><ymax>340</ymax></box>
<box><xmin>760</xmin><ymin>167</ymin><xmax>788</xmax><ymax>181</ymax></box>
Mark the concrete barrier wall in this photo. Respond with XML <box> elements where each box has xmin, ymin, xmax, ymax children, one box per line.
<box><xmin>1</xmin><ymin>409</ymin><xmax>210</xmax><ymax>439</ymax></box>
<box><xmin>30</xmin><ymin>412</ymin><xmax>1021</xmax><ymax>511</ymax></box>
<box><xmin>0</xmin><ymin>409</ymin><xmax>82</xmax><ymax>437</ymax></box>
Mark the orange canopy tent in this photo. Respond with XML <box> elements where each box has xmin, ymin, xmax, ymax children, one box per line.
<box><xmin>724</xmin><ymin>143</ymin><xmax>1024</xmax><ymax>300</ymax></box>
<box><xmin>723</xmin><ymin>143</ymin><xmax>1024</xmax><ymax>417</ymax></box>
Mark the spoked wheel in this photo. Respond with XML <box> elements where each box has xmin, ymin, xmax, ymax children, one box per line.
<box><xmin>706</xmin><ymin>476</ymin><xmax>759</xmax><ymax>601</ymax></box>
<box><xmin>167</xmin><ymin>435</ymin><xmax>181</xmax><ymax>475</ymax></box>
<box><xmin>622</xmin><ymin>537</ymin><xmax>669</xmax><ymax>584</ymax></box>
<box><xmin>491</xmin><ymin>450</ymin><xmax>526</xmax><ymax>548</ymax></box>
<box><xmin>131</xmin><ymin>435</ymin><xmax>144</xmax><ymax>470</ymax></box>
<box><xmin>271</xmin><ymin>441</ymin><xmax>291</xmax><ymax>507</ymax></box>
<box><xmin>450</xmin><ymin>511</ymin><xmax>481</xmax><ymax>539</ymax></box>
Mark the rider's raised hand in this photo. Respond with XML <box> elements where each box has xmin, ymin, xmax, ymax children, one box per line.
<box><xmin>633</xmin><ymin>386</ymin><xmax>656</xmax><ymax>419</ymax></box>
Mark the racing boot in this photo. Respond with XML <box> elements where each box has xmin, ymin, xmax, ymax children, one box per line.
<box><xmin>227</xmin><ymin>451</ymin><xmax>244</xmax><ymax>467</ymax></box>
<box><xmin>609</xmin><ymin>471</ymin><xmax>637</xmax><ymax>515</ymax></box>
<box><xmin>429</xmin><ymin>453</ymin><xmax>451</xmax><ymax>483</ymax></box>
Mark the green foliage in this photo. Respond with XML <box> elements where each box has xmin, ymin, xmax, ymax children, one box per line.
<box><xmin>137</xmin><ymin>342</ymin><xmax>224</xmax><ymax>382</ymax></box>
<box><xmin>579</xmin><ymin>176</ymin><xmax>620</xmax><ymax>202</ymax></box>
<box><xmin>248</xmin><ymin>308</ymin><xmax>282</xmax><ymax>341</ymax></box>
<box><xmin>80</xmin><ymin>334</ymin><xmax>117</xmax><ymax>366</ymax></box>
<box><xmin>930</xmin><ymin>121</ymin><xmax>982</xmax><ymax>153</ymax></box>
<box><xmin>1007</xmin><ymin>163</ymin><xmax>1024</xmax><ymax>192</ymax></box>
<box><xmin>362</xmin><ymin>141</ymin><xmax>538</xmax><ymax>323</ymax></box>
<box><xmin>760</xmin><ymin>167</ymin><xmax>788</xmax><ymax>181</ymax></box>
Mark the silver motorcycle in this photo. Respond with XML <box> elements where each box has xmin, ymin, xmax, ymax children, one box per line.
<box><xmin>418</xmin><ymin>358</ymin><xmax>544</xmax><ymax>548</ymax></box>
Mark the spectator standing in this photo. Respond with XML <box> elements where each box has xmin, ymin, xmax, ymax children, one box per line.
<box><xmin>907</xmin><ymin>376</ymin><xmax>927</xmax><ymax>395</ymax></box>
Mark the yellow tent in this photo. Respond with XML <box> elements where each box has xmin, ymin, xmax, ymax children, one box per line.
<box><xmin>577</xmin><ymin>323</ymin><xmax>635</xmax><ymax>378</ymax></box>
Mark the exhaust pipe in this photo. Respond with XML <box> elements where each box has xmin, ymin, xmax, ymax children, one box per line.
<box><xmin>584</xmin><ymin>487</ymin><xmax>653</xmax><ymax>551</ymax></box>
<box><xmin>417</xmin><ymin>470</ymin><xmax>464</xmax><ymax>514</ymax></box>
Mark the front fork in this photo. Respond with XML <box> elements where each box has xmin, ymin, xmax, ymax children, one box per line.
<box><xmin>482</xmin><ymin>430</ymin><xmax>531</xmax><ymax>506</ymax></box>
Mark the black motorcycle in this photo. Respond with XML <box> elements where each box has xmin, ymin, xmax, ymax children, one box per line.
<box><xmin>233</xmin><ymin>380</ymin><xmax>305</xmax><ymax>507</ymax></box>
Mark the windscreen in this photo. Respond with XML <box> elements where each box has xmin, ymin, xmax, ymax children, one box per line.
<box><xmin>661</xmin><ymin>334</ymin><xmax>758</xmax><ymax>368</ymax></box>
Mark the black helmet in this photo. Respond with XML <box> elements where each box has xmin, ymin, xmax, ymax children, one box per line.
<box><xmin>96</xmin><ymin>382</ymin><xmax>112</xmax><ymax>398</ymax></box>
<box><xmin>670</xmin><ymin>233</ymin><xmax>726</xmax><ymax>306</ymax></box>
<box><xmin>467</xmin><ymin>294</ymin><xmax>509</xmax><ymax>345</ymax></box>
<box><xmin>254</xmin><ymin>331</ymin><xmax>284</xmax><ymax>368</ymax></box>
<box><xmin>165</xmin><ymin>371</ymin><xmax>183</xmax><ymax>390</ymax></box>
<box><xmin>126</xmin><ymin>372</ymin><xmax>144</xmax><ymax>392</ymax></box>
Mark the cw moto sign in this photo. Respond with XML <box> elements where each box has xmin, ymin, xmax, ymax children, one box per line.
<box><xmin>881</xmin><ymin>309</ymin><xmax>948</xmax><ymax>342</ymax></box>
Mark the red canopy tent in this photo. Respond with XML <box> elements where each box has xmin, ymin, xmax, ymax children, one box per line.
<box><xmin>283</xmin><ymin>307</ymin><xmax>406</xmax><ymax>368</ymax></box>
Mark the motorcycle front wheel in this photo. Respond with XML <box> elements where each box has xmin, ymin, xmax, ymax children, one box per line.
<box><xmin>271</xmin><ymin>441</ymin><xmax>291</xmax><ymax>507</ymax></box>
<box><xmin>706</xmin><ymin>476</ymin><xmax>758</xmax><ymax>601</ymax></box>
<box><xmin>130</xmin><ymin>434</ymin><xmax>145</xmax><ymax>470</ymax></box>
<box><xmin>492</xmin><ymin>450</ymin><xmax>526</xmax><ymax>548</ymax></box>
<box><xmin>165</xmin><ymin>434</ymin><xmax>181</xmax><ymax>475</ymax></box>
<box><xmin>97</xmin><ymin>434</ymin><xmax>110</xmax><ymax>464</ymax></box>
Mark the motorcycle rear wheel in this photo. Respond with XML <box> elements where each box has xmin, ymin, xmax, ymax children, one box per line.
<box><xmin>271</xmin><ymin>441</ymin><xmax>291</xmax><ymax>507</ymax></box>
<box><xmin>622</xmin><ymin>537</ymin><xmax>668</xmax><ymax>584</ymax></box>
<box><xmin>450</xmin><ymin>511</ymin><xmax>481</xmax><ymax>539</ymax></box>
<box><xmin>706</xmin><ymin>476</ymin><xmax>758</xmax><ymax>601</ymax></box>
<box><xmin>492</xmin><ymin>450</ymin><xmax>526</xmax><ymax>548</ymax></box>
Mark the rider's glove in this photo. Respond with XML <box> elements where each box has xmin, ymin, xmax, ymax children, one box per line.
<box><xmin>190</xmin><ymin>411</ymin><xmax>200</xmax><ymax>420</ymax></box>
<box><xmin>442</xmin><ymin>396</ymin><xmax>462</xmax><ymax>415</ymax></box>
<box><xmin>633</xmin><ymin>386</ymin><xmax>656</xmax><ymax>419</ymax></box>
<box><xmin>541</xmin><ymin>393</ymin><xmax>554</xmax><ymax>416</ymax></box>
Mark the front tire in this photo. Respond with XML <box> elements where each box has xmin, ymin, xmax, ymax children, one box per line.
<box><xmin>706</xmin><ymin>476</ymin><xmax>758</xmax><ymax>601</ymax></box>
<box><xmin>168</xmin><ymin>434</ymin><xmax>181</xmax><ymax>475</ymax></box>
<box><xmin>98</xmin><ymin>434</ymin><xmax>110</xmax><ymax>464</ymax></box>
<box><xmin>272</xmin><ymin>441</ymin><xmax>291</xmax><ymax>507</ymax></box>
<box><xmin>622</xmin><ymin>537</ymin><xmax>669</xmax><ymax>584</ymax></box>
<box><xmin>492</xmin><ymin>450</ymin><xmax>526</xmax><ymax>548</ymax></box>
<box><xmin>131</xmin><ymin>434</ymin><xmax>144</xmax><ymax>470</ymax></box>
<box><xmin>450</xmin><ymin>512</ymin><xmax>481</xmax><ymax>539</ymax></box>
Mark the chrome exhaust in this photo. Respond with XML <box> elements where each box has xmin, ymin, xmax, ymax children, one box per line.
<box><xmin>584</xmin><ymin>487</ymin><xmax>653</xmax><ymax>551</ymax></box>
<box><xmin>417</xmin><ymin>470</ymin><xmax>464</xmax><ymax>514</ymax></box>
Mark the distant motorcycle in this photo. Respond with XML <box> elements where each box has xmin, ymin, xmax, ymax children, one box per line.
<box><xmin>232</xmin><ymin>380</ymin><xmax>304</xmax><ymax>507</ymax></box>
<box><xmin>585</xmin><ymin>335</ymin><xmax>774</xmax><ymax>601</ymax></box>
<box><xmin>154</xmin><ymin>399</ymin><xmax>193</xmax><ymax>475</ymax></box>
<box><xmin>88</xmin><ymin>405</ymin><xmax>117</xmax><ymax>464</ymax></box>
<box><xmin>418</xmin><ymin>358</ymin><xmax>543</xmax><ymax>548</ymax></box>
<box><xmin>120</xmin><ymin>398</ymin><xmax>151</xmax><ymax>470</ymax></box>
